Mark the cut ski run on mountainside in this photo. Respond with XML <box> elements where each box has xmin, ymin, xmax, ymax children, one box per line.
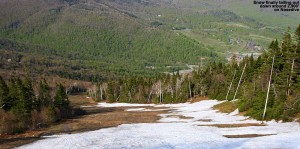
<box><xmin>18</xmin><ymin>100</ymin><xmax>300</xmax><ymax>149</ymax></box>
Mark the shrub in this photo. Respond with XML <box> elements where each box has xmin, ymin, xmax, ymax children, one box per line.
<box><xmin>0</xmin><ymin>110</ymin><xmax>24</xmax><ymax>134</ymax></box>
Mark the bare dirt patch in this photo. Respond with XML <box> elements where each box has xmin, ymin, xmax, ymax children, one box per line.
<box><xmin>0</xmin><ymin>132</ymin><xmax>42</xmax><ymax>149</ymax></box>
<box><xmin>198</xmin><ymin>123</ymin><xmax>266</xmax><ymax>128</ymax></box>
<box><xmin>47</xmin><ymin>106</ymin><xmax>168</xmax><ymax>134</ymax></box>
<box><xmin>189</xmin><ymin>96</ymin><xmax>209</xmax><ymax>103</ymax></box>
<box><xmin>69</xmin><ymin>94</ymin><xmax>97</xmax><ymax>107</ymax></box>
<box><xmin>166</xmin><ymin>115</ymin><xmax>194</xmax><ymax>120</ymax></box>
<box><xmin>223</xmin><ymin>134</ymin><xmax>275</xmax><ymax>138</ymax></box>
<box><xmin>213</xmin><ymin>101</ymin><xmax>238</xmax><ymax>113</ymax></box>
<box><xmin>0</xmin><ymin>103</ymin><xmax>169</xmax><ymax>149</ymax></box>
<box><xmin>198</xmin><ymin>119</ymin><xmax>213</xmax><ymax>122</ymax></box>
<box><xmin>0</xmin><ymin>108</ymin><xmax>267</xmax><ymax>149</ymax></box>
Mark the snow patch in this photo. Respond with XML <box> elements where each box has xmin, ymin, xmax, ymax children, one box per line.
<box><xmin>97</xmin><ymin>102</ymin><xmax>155</xmax><ymax>107</ymax></box>
<box><xmin>125</xmin><ymin>108</ymin><xmax>146</xmax><ymax>111</ymax></box>
<box><xmin>229</xmin><ymin>109</ymin><xmax>239</xmax><ymax>116</ymax></box>
<box><xmin>126</xmin><ymin>108</ymin><xmax>166</xmax><ymax>112</ymax></box>
<box><xmin>18</xmin><ymin>100</ymin><xmax>300</xmax><ymax>149</ymax></box>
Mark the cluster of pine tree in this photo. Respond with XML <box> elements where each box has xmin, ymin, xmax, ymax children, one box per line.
<box><xmin>187</xmin><ymin>25</ymin><xmax>300</xmax><ymax>121</ymax></box>
<box><xmin>203</xmin><ymin>25</ymin><xmax>300</xmax><ymax>121</ymax></box>
<box><xmin>0</xmin><ymin>76</ymin><xmax>70</xmax><ymax>134</ymax></box>
<box><xmin>237</xmin><ymin>25</ymin><xmax>300</xmax><ymax>121</ymax></box>
<box><xmin>91</xmin><ymin>25</ymin><xmax>300</xmax><ymax>122</ymax></box>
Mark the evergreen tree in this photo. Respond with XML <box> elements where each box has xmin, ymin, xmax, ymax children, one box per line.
<box><xmin>37</xmin><ymin>79</ymin><xmax>51</xmax><ymax>107</ymax></box>
<box><xmin>106</xmin><ymin>79</ymin><xmax>115</xmax><ymax>102</ymax></box>
<box><xmin>23</xmin><ymin>77</ymin><xmax>35</xmax><ymax>112</ymax></box>
<box><xmin>7</xmin><ymin>78</ymin><xmax>18</xmax><ymax>111</ymax></box>
<box><xmin>294</xmin><ymin>25</ymin><xmax>300</xmax><ymax>89</ymax></box>
<box><xmin>12</xmin><ymin>78</ymin><xmax>28</xmax><ymax>114</ymax></box>
<box><xmin>0</xmin><ymin>76</ymin><xmax>9</xmax><ymax>111</ymax></box>
<box><xmin>282</xmin><ymin>29</ymin><xmax>295</xmax><ymax>97</ymax></box>
<box><xmin>54</xmin><ymin>83</ymin><xmax>69</xmax><ymax>108</ymax></box>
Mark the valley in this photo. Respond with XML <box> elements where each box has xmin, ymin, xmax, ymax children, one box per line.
<box><xmin>1</xmin><ymin>0</ymin><xmax>299</xmax><ymax>79</ymax></box>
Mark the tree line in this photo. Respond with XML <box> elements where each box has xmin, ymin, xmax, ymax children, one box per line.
<box><xmin>90</xmin><ymin>25</ymin><xmax>300</xmax><ymax>121</ymax></box>
<box><xmin>0</xmin><ymin>76</ymin><xmax>70</xmax><ymax>134</ymax></box>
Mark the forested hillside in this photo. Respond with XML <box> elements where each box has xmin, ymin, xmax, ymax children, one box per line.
<box><xmin>0</xmin><ymin>0</ymin><xmax>219</xmax><ymax>80</ymax></box>
<box><xmin>89</xmin><ymin>25</ymin><xmax>300</xmax><ymax>121</ymax></box>
<box><xmin>1</xmin><ymin>0</ymin><xmax>299</xmax><ymax>80</ymax></box>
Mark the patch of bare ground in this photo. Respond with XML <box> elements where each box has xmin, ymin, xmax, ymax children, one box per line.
<box><xmin>69</xmin><ymin>94</ymin><xmax>97</xmax><ymax>107</ymax></box>
<box><xmin>166</xmin><ymin>115</ymin><xmax>194</xmax><ymax>119</ymax></box>
<box><xmin>198</xmin><ymin>123</ymin><xmax>266</xmax><ymax>128</ymax></box>
<box><xmin>0</xmin><ymin>133</ymin><xmax>42</xmax><ymax>149</ymax></box>
<box><xmin>189</xmin><ymin>96</ymin><xmax>209</xmax><ymax>103</ymax></box>
<box><xmin>223</xmin><ymin>134</ymin><xmax>275</xmax><ymax>138</ymax></box>
<box><xmin>198</xmin><ymin>119</ymin><xmax>213</xmax><ymax>122</ymax></box>
<box><xmin>238</xmin><ymin>111</ymin><xmax>247</xmax><ymax>116</ymax></box>
<box><xmin>44</xmin><ymin>106</ymin><xmax>169</xmax><ymax>134</ymax></box>
<box><xmin>213</xmin><ymin>101</ymin><xmax>238</xmax><ymax>113</ymax></box>
<box><xmin>0</xmin><ymin>95</ymin><xmax>169</xmax><ymax>149</ymax></box>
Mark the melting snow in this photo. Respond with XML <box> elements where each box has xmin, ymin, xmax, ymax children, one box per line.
<box><xmin>18</xmin><ymin>100</ymin><xmax>300</xmax><ymax>149</ymax></box>
<box><xmin>97</xmin><ymin>103</ymin><xmax>155</xmax><ymax>107</ymax></box>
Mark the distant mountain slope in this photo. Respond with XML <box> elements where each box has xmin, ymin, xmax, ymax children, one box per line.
<box><xmin>0</xmin><ymin>0</ymin><xmax>298</xmax><ymax>80</ymax></box>
<box><xmin>0</xmin><ymin>0</ymin><xmax>217</xmax><ymax>79</ymax></box>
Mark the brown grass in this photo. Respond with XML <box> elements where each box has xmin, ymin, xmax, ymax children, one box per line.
<box><xmin>0</xmin><ymin>105</ymin><xmax>168</xmax><ymax>149</ymax></box>
<box><xmin>213</xmin><ymin>101</ymin><xmax>238</xmax><ymax>113</ymax></box>
<box><xmin>223</xmin><ymin>134</ymin><xmax>275</xmax><ymax>138</ymax></box>
<box><xmin>54</xmin><ymin>106</ymin><xmax>168</xmax><ymax>133</ymax></box>
<box><xmin>68</xmin><ymin>94</ymin><xmax>97</xmax><ymax>107</ymax></box>
<box><xmin>198</xmin><ymin>123</ymin><xmax>266</xmax><ymax>128</ymax></box>
<box><xmin>0</xmin><ymin>110</ymin><xmax>20</xmax><ymax>135</ymax></box>
<box><xmin>189</xmin><ymin>96</ymin><xmax>209</xmax><ymax>103</ymax></box>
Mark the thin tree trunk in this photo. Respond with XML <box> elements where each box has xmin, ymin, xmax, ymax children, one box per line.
<box><xmin>232</xmin><ymin>64</ymin><xmax>247</xmax><ymax>101</ymax></box>
<box><xmin>100</xmin><ymin>85</ymin><xmax>103</xmax><ymax>100</ymax></box>
<box><xmin>148</xmin><ymin>89</ymin><xmax>153</xmax><ymax>103</ymax></box>
<box><xmin>116</xmin><ymin>94</ymin><xmax>121</xmax><ymax>102</ymax></box>
<box><xmin>171</xmin><ymin>87</ymin><xmax>174</xmax><ymax>99</ymax></box>
<box><xmin>288</xmin><ymin>58</ymin><xmax>295</xmax><ymax>96</ymax></box>
<box><xmin>189</xmin><ymin>80</ymin><xmax>192</xmax><ymax>98</ymax></box>
<box><xmin>226</xmin><ymin>70</ymin><xmax>236</xmax><ymax>101</ymax></box>
<box><xmin>161</xmin><ymin>90</ymin><xmax>164</xmax><ymax>103</ymax></box>
<box><xmin>160</xmin><ymin>82</ymin><xmax>162</xmax><ymax>103</ymax></box>
<box><xmin>262</xmin><ymin>55</ymin><xmax>275</xmax><ymax>123</ymax></box>
<box><xmin>200</xmin><ymin>87</ymin><xmax>203</xmax><ymax>96</ymax></box>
